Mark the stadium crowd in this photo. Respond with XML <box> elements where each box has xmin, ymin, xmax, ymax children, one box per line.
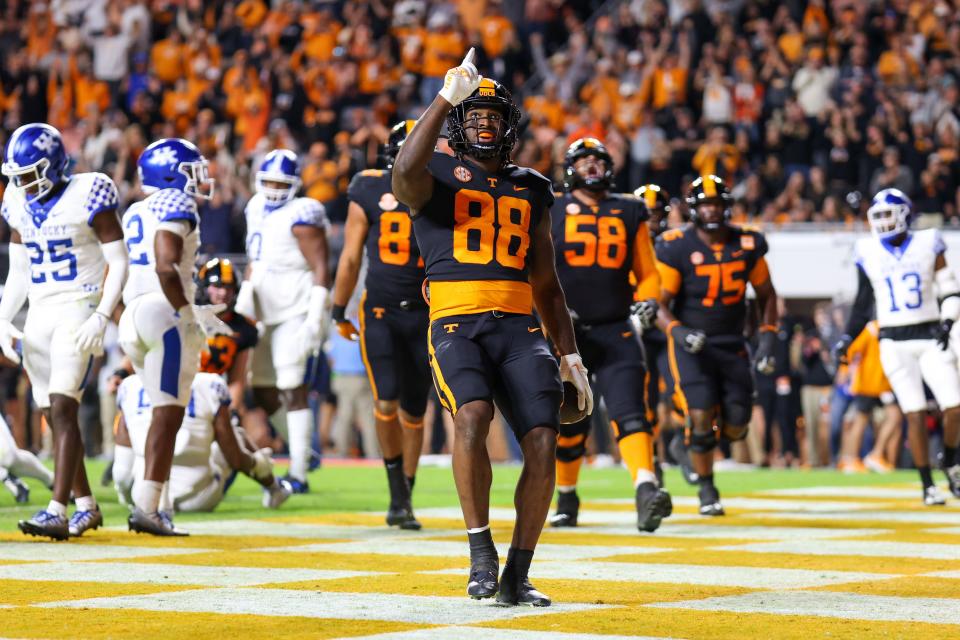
<box><xmin>0</xmin><ymin>0</ymin><xmax>957</xmax><ymax>475</ymax></box>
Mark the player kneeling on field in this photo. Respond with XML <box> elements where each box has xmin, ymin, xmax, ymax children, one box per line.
<box><xmin>112</xmin><ymin>372</ymin><xmax>289</xmax><ymax>514</ymax></box>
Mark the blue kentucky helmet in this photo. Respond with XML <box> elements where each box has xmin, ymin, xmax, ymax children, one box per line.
<box><xmin>255</xmin><ymin>149</ymin><xmax>301</xmax><ymax>206</ymax></box>
<box><xmin>138</xmin><ymin>138</ymin><xmax>214</xmax><ymax>199</ymax></box>
<box><xmin>867</xmin><ymin>188</ymin><xmax>913</xmax><ymax>240</ymax></box>
<box><xmin>1</xmin><ymin>123</ymin><xmax>70</xmax><ymax>203</ymax></box>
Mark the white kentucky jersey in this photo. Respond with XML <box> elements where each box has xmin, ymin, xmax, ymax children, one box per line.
<box><xmin>855</xmin><ymin>228</ymin><xmax>946</xmax><ymax>328</ymax></box>
<box><xmin>244</xmin><ymin>193</ymin><xmax>328</xmax><ymax>324</ymax></box>
<box><xmin>122</xmin><ymin>188</ymin><xmax>200</xmax><ymax>305</ymax></box>
<box><xmin>118</xmin><ymin>372</ymin><xmax>229</xmax><ymax>468</ymax></box>
<box><xmin>1</xmin><ymin>172</ymin><xmax>118</xmax><ymax>306</ymax></box>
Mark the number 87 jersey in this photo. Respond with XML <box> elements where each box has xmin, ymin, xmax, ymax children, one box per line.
<box><xmin>855</xmin><ymin>228</ymin><xmax>944</xmax><ymax>328</ymax></box>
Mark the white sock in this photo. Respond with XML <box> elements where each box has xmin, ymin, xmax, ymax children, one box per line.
<box><xmin>47</xmin><ymin>500</ymin><xmax>67</xmax><ymax>518</ymax></box>
<box><xmin>286</xmin><ymin>408</ymin><xmax>313</xmax><ymax>482</ymax></box>
<box><xmin>633</xmin><ymin>470</ymin><xmax>658</xmax><ymax>488</ymax></box>
<box><xmin>159</xmin><ymin>481</ymin><xmax>173</xmax><ymax>513</ymax></box>
<box><xmin>134</xmin><ymin>479</ymin><xmax>163</xmax><ymax>513</ymax></box>
<box><xmin>271</xmin><ymin>408</ymin><xmax>289</xmax><ymax>441</ymax></box>
<box><xmin>75</xmin><ymin>495</ymin><xmax>97</xmax><ymax>512</ymax></box>
<box><xmin>557</xmin><ymin>485</ymin><xmax>577</xmax><ymax>493</ymax></box>
<box><xmin>11</xmin><ymin>450</ymin><xmax>53</xmax><ymax>486</ymax></box>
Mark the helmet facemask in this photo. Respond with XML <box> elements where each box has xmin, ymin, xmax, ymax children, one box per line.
<box><xmin>180</xmin><ymin>160</ymin><xmax>215</xmax><ymax>200</ymax></box>
<box><xmin>867</xmin><ymin>202</ymin><xmax>910</xmax><ymax>240</ymax></box>
<box><xmin>255</xmin><ymin>171</ymin><xmax>300</xmax><ymax>205</ymax></box>
<box><xmin>1</xmin><ymin>158</ymin><xmax>54</xmax><ymax>203</ymax></box>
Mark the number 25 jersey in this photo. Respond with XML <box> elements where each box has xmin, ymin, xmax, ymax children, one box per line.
<box><xmin>655</xmin><ymin>225</ymin><xmax>770</xmax><ymax>337</ymax></box>
<box><xmin>412</xmin><ymin>152</ymin><xmax>554</xmax><ymax>321</ymax></box>
<box><xmin>2</xmin><ymin>172</ymin><xmax>119</xmax><ymax>307</ymax></box>
<box><xmin>347</xmin><ymin>169</ymin><xmax>424</xmax><ymax>302</ymax></box>
<box><xmin>855</xmin><ymin>228</ymin><xmax>944</xmax><ymax>328</ymax></box>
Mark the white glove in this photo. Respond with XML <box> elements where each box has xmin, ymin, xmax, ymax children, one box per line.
<box><xmin>0</xmin><ymin>320</ymin><xmax>23</xmax><ymax>365</ymax></box>
<box><xmin>296</xmin><ymin>286</ymin><xmax>329</xmax><ymax>353</ymax></box>
<box><xmin>250</xmin><ymin>447</ymin><xmax>273</xmax><ymax>484</ymax></box>
<box><xmin>439</xmin><ymin>47</ymin><xmax>481</xmax><ymax>107</ymax></box>
<box><xmin>235</xmin><ymin>280</ymin><xmax>255</xmax><ymax>318</ymax></box>
<box><xmin>560</xmin><ymin>353</ymin><xmax>593</xmax><ymax>415</ymax></box>
<box><xmin>194</xmin><ymin>304</ymin><xmax>231</xmax><ymax>338</ymax></box>
<box><xmin>74</xmin><ymin>311</ymin><xmax>109</xmax><ymax>355</ymax></box>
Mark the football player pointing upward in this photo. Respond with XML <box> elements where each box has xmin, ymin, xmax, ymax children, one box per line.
<box><xmin>1</xmin><ymin>123</ymin><xmax>128</xmax><ymax>540</ymax></box>
<box><xmin>392</xmin><ymin>49</ymin><xmax>591</xmax><ymax>607</ymax></box>
<box><xmin>836</xmin><ymin>189</ymin><xmax>960</xmax><ymax>504</ymax></box>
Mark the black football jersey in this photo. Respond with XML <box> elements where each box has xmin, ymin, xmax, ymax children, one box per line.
<box><xmin>412</xmin><ymin>152</ymin><xmax>554</xmax><ymax>285</ymax></box>
<box><xmin>553</xmin><ymin>192</ymin><xmax>651</xmax><ymax>325</ymax></box>
<box><xmin>655</xmin><ymin>225</ymin><xmax>769</xmax><ymax>337</ymax></box>
<box><xmin>347</xmin><ymin>169</ymin><xmax>425</xmax><ymax>302</ymax></box>
<box><xmin>200</xmin><ymin>311</ymin><xmax>259</xmax><ymax>375</ymax></box>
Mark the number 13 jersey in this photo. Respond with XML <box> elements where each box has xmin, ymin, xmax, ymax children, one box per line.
<box><xmin>412</xmin><ymin>152</ymin><xmax>554</xmax><ymax>321</ymax></box>
<box><xmin>347</xmin><ymin>169</ymin><xmax>424</xmax><ymax>302</ymax></box>
<box><xmin>855</xmin><ymin>228</ymin><xmax>944</xmax><ymax>328</ymax></box>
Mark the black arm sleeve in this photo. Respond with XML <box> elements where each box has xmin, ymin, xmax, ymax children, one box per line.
<box><xmin>844</xmin><ymin>265</ymin><xmax>875</xmax><ymax>339</ymax></box>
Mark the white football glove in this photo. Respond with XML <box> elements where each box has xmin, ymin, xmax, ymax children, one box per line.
<box><xmin>0</xmin><ymin>320</ymin><xmax>23</xmax><ymax>365</ymax></box>
<box><xmin>296</xmin><ymin>286</ymin><xmax>329</xmax><ymax>353</ymax></box>
<box><xmin>250</xmin><ymin>447</ymin><xmax>273</xmax><ymax>484</ymax></box>
<box><xmin>439</xmin><ymin>47</ymin><xmax>481</xmax><ymax>107</ymax></box>
<box><xmin>560</xmin><ymin>353</ymin><xmax>593</xmax><ymax>415</ymax></box>
<box><xmin>235</xmin><ymin>280</ymin><xmax>255</xmax><ymax>318</ymax></box>
<box><xmin>74</xmin><ymin>311</ymin><xmax>109</xmax><ymax>355</ymax></box>
<box><xmin>263</xmin><ymin>478</ymin><xmax>291</xmax><ymax>509</ymax></box>
<box><xmin>194</xmin><ymin>304</ymin><xmax>231</xmax><ymax>338</ymax></box>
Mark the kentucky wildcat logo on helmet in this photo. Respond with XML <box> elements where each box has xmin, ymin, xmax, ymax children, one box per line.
<box><xmin>256</xmin><ymin>149</ymin><xmax>301</xmax><ymax>206</ymax></box>
<box><xmin>1</xmin><ymin>123</ymin><xmax>70</xmax><ymax>204</ymax></box>
<box><xmin>867</xmin><ymin>188</ymin><xmax>913</xmax><ymax>240</ymax></box>
<box><xmin>138</xmin><ymin>138</ymin><xmax>214</xmax><ymax>199</ymax></box>
<box><xmin>380</xmin><ymin>120</ymin><xmax>416</xmax><ymax>169</ymax></box>
<box><xmin>446</xmin><ymin>78</ymin><xmax>521</xmax><ymax>161</ymax></box>
<box><xmin>563</xmin><ymin>138</ymin><xmax>614</xmax><ymax>192</ymax></box>
<box><xmin>686</xmin><ymin>174</ymin><xmax>732</xmax><ymax>231</ymax></box>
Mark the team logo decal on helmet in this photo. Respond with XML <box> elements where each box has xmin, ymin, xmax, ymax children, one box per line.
<box><xmin>138</xmin><ymin>138</ymin><xmax>214</xmax><ymax>200</ymax></box>
<box><xmin>686</xmin><ymin>174</ymin><xmax>732</xmax><ymax>231</ymax></box>
<box><xmin>256</xmin><ymin>149</ymin><xmax>301</xmax><ymax>206</ymax></box>
<box><xmin>866</xmin><ymin>188</ymin><xmax>913</xmax><ymax>240</ymax></box>
<box><xmin>563</xmin><ymin>138</ymin><xmax>615</xmax><ymax>192</ymax></box>
<box><xmin>446</xmin><ymin>78</ymin><xmax>522</xmax><ymax>161</ymax></box>
<box><xmin>381</xmin><ymin>120</ymin><xmax>417</xmax><ymax>169</ymax></box>
<box><xmin>1</xmin><ymin>123</ymin><xmax>70</xmax><ymax>203</ymax></box>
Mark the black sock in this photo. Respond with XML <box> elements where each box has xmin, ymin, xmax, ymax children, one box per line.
<box><xmin>918</xmin><ymin>466</ymin><xmax>934</xmax><ymax>489</ymax></box>
<box><xmin>697</xmin><ymin>474</ymin><xmax>715</xmax><ymax>488</ymax></box>
<box><xmin>944</xmin><ymin>447</ymin><xmax>958</xmax><ymax>469</ymax></box>
<box><xmin>384</xmin><ymin>456</ymin><xmax>407</xmax><ymax>504</ymax></box>
<box><xmin>503</xmin><ymin>547</ymin><xmax>534</xmax><ymax>580</ymax></box>
<box><xmin>406</xmin><ymin>475</ymin><xmax>415</xmax><ymax>491</ymax></box>
<box><xmin>468</xmin><ymin>528</ymin><xmax>497</xmax><ymax>569</ymax></box>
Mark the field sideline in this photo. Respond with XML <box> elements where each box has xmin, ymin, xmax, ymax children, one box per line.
<box><xmin>1</xmin><ymin>461</ymin><xmax>959</xmax><ymax>639</ymax></box>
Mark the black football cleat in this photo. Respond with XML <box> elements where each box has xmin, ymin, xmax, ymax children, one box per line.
<box><xmin>386</xmin><ymin>503</ymin><xmax>422</xmax><ymax>530</ymax></box>
<box><xmin>636</xmin><ymin>482</ymin><xmax>673</xmax><ymax>532</ymax></box>
<box><xmin>945</xmin><ymin>465</ymin><xmax>960</xmax><ymax>499</ymax></box>
<box><xmin>669</xmin><ymin>432</ymin><xmax>699</xmax><ymax>485</ymax></box>
<box><xmin>496</xmin><ymin>573</ymin><xmax>551</xmax><ymax>607</ymax></box>
<box><xmin>128</xmin><ymin>508</ymin><xmax>189</xmax><ymax>536</ymax></box>
<box><xmin>698</xmin><ymin>483</ymin><xmax>725</xmax><ymax>516</ymax></box>
<box><xmin>548</xmin><ymin>490</ymin><xmax>579</xmax><ymax>527</ymax></box>
<box><xmin>18</xmin><ymin>510</ymin><xmax>68</xmax><ymax>541</ymax></box>
<box><xmin>467</xmin><ymin>564</ymin><xmax>499</xmax><ymax>599</ymax></box>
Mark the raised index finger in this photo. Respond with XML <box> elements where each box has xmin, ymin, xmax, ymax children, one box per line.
<box><xmin>462</xmin><ymin>47</ymin><xmax>476</xmax><ymax>68</ymax></box>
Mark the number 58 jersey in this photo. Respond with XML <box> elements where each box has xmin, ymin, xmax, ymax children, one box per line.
<box><xmin>855</xmin><ymin>228</ymin><xmax>944</xmax><ymax>328</ymax></box>
<box><xmin>1</xmin><ymin>172</ymin><xmax>118</xmax><ymax>307</ymax></box>
<box><xmin>347</xmin><ymin>169</ymin><xmax>424</xmax><ymax>302</ymax></box>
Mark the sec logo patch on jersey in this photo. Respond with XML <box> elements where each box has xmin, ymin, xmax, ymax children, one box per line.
<box><xmin>379</xmin><ymin>193</ymin><xmax>399</xmax><ymax>210</ymax></box>
<box><xmin>453</xmin><ymin>166</ymin><xmax>473</xmax><ymax>183</ymax></box>
<box><xmin>741</xmin><ymin>235</ymin><xmax>755</xmax><ymax>250</ymax></box>
<box><xmin>566</xmin><ymin>203</ymin><xmax>581</xmax><ymax>215</ymax></box>
<box><xmin>690</xmin><ymin>251</ymin><xmax>705</xmax><ymax>265</ymax></box>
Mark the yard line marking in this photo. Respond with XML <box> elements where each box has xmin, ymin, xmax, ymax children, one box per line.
<box><xmin>0</xmin><ymin>543</ymin><xmax>212</xmax><ymax>562</ymax></box>
<box><xmin>346</xmin><ymin>627</ymin><xmax>678</xmax><ymax>640</ymax></box>
<box><xmin>648</xmin><ymin>590</ymin><xmax>960</xmax><ymax>624</ymax></box>
<box><xmin>546</xmin><ymin>524</ymin><xmax>890</xmax><ymax>540</ymax></box>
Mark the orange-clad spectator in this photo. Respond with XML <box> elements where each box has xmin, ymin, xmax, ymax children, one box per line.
<box><xmin>302</xmin><ymin>9</ymin><xmax>342</xmax><ymax>62</ymax></box>
<box><xmin>260</xmin><ymin>3</ymin><xmax>293</xmax><ymax>49</ymax></box>
<box><xmin>301</xmin><ymin>142</ymin><xmax>341</xmax><ymax>203</ymax></box>
<box><xmin>523</xmin><ymin>81</ymin><xmax>565</xmax><ymax>132</ymax></box>
<box><xmin>422</xmin><ymin>15</ymin><xmax>465</xmax><ymax>79</ymax></box>
<box><xmin>72</xmin><ymin>56</ymin><xmax>110</xmax><ymax>120</ymax></box>
<box><xmin>237</xmin><ymin>91</ymin><xmax>270</xmax><ymax>153</ymax></box>
<box><xmin>802</xmin><ymin>0</ymin><xmax>830</xmax><ymax>35</ymax></box>
<box><xmin>692</xmin><ymin>127</ymin><xmax>741</xmax><ymax>182</ymax></box>
<box><xmin>358</xmin><ymin>53</ymin><xmax>395</xmax><ymax>97</ymax></box>
<box><xmin>302</xmin><ymin>62</ymin><xmax>336</xmax><ymax>107</ymax></box>
<box><xmin>46</xmin><ymin>61</ymin><xmax>73</xmax><ymax>130</ymax></box>
<box><xmin>733</xmin><ymin>59</ymin><xmax>765</xmax><ymax>126</ymax></box>
<box><xmin>457</xmin><ymin>0</ymin><xmax>487</xmax><ymax>27</ymax></box>
<box><xmin>877</xmin><ymin>34</ymin><xmax>920</xmax><ymax>87</ymax></box>
<box><xmin>777</xmin><ymin>19</ymin><xmax>805</xmax><ymax>64</ymax></box>
<box><xmin>151</xmin><ymin>30</ymin><xmax>186</xmax><ymax>85</ymax></box>
<box><xmin>479</xmin><ymin>3</ymin><xmax>513</xmax><ymax>59</ymax></box>
<box><xmin>161</xmin><ymin>79</ymin><xmax>198</xmax><ymax>135</ymax></box>
<box><xmin>566</xmin><ymin>106</ymin><xmax>606</xmax><ymax>146</ymax></box>
<box><xmin>640</xmin><ymin>30</ymin><xmax>690</xmax><ymax>111</ymax></box>
<box><xmin>392</xmin><ymin>23</ymin><xmax>426</xmax><ymax>74</ymax></box>
<box><xmin>579</xmin><ymin>59</ymin><xmax>621</xmax><ymax>122</ymax></box>
<box><xmin>235</xmin><ymin>0</ymin><xmax>268</xmax><ymax>30</ymax></box>
<box><xmin>25</xmin><ymin>9</ymin><xmax>56</xmax><ymax>65</ymax></box>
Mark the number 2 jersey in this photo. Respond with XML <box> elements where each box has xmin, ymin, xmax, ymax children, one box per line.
<box><xmin>347</xmin><ymin>168</ymin><xmax>424</xmax><ymax>303</ymax></box>
<box><xmin>655</xmin><ymin>224</ymin><xmax>771</xmax><ymax>337</ymax></box>
<box><xmin>413</xmin><ymin>152</ymin><xmax>554</xmax><ymax>321</ymax></box>
<box><xmin>121</xmin><ymin>188</ymin><xmax>200</xmax><ymax>305</ymax></box>
<box><xmin>244</xmin><ymin>193</ymin><xmax>329</xmax><ymax>325</ymax></box>
<box><xmin>1</xmin><ymin>172</ymin><xmax>119</xmax><ymax>307</ymax></box>
<box><xmin>552</xmin><ymin>192</ymin><xmax>659</xmax><ymax>325</ymax></box>
<box><xmin>854</xmin><ymin>228</ymin><xmax>945</xmax><ymax>330</ymax></box>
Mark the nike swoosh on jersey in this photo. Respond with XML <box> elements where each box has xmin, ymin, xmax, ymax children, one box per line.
<box><xmin>514</xmin><ymin>186</ymin><xmax>528</xmax><ymax>192</ymax></box>
<box><xmin>528</xmin><ymin>326</ymin><xmax>542</xmax><ymax>333</ymax></box>
<box><xmin>622</xmin><ymin>331</ymin><xmax>633</xmax><ymax>338</ymax></box>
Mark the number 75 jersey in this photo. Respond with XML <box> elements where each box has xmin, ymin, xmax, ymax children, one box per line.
<box><xmin>1</xmin><ymin>172</ymin><xmax>118</xmax><ymax>306</ymax></box>
<box><xmin>855</xmin><ymin>228</ymin><xmax>945</xmax><ymax>328</ymax></box>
